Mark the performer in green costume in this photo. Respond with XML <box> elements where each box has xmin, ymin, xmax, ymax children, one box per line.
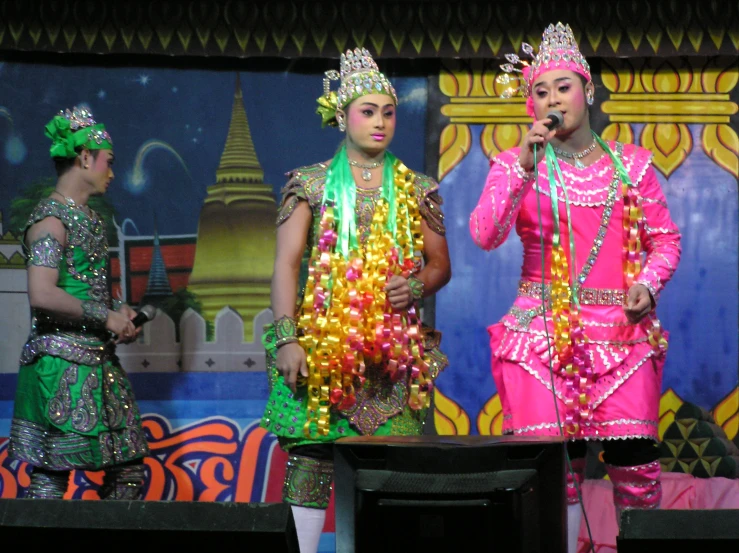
<box><xmin>8</xmin><ymin>107</ymin><xmax>149</xmax><ymax>499</ymax></box>
<box><xmin>260</xmin><ymin>48</ymin><xmax>452</xmax><ymax>553</ymax></box>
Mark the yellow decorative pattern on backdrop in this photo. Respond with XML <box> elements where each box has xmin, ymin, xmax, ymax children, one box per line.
<box><xmin>476</xmin><ymin>394</ymin><xmax>503</xmax><ymax>436</ymax></box>
<box><xmin>599</xmin><ymin>123</ymin><xmax>634</xmax><ymax>147</ymax></box>
<box><xmin>438</xmin><ymin>124</ymin><xmax>472</xmax><ymax>182</ymax></box>
<box><xmin>0</xmin><ymin>251</ymin><xmax>24</xmax><ymax>268</ymax></box>
<box><xmin>437</xmin><ymin>60</ymin><xmax>526</xmax><ymax>180</ymax></box>
<box><xmin>433</xmin><ymin>386</ymin><xmax>470</xmax><ymax>436</ymax></box>
<box><xmin>0</xmin><ymin>229</ymin><xmax>24</xmax><ymax>269</ymax></box>
<box><xmin>702</xmin><ymin>125</ymin><xmax>739</xmax><ymax>178</ymax></box>
<box><xmin>438</xmin><ymin>57</ymin><xmax>738</xmax><ymax>180</ymax></box>
<box><xmin>601</xmin><ymin>57</ymin><xmax>738</xmax><ymax>178</ymax></box>
<box><xmin>658</xmin><ymin>388</ymin><xmax>685</xmax><ymax>440</ymax></box>
<box><xmin>700</xmin><ymin>57</ymin><xmax>739</xmax><ymax>178</ymax></box>
<box><xmin>480</xmin><ymin>124</ymin><xmax>529</xmax><ymax>161</ymax></box>
<box><xmin>640</xmin><ymin>123</ymin><xmax>693</xmax><ymax>180</ymax></box>
<box><xmin>713</xmin><ymin>387</ymin><xmax>739</xmax><ymax>441</ymax></box>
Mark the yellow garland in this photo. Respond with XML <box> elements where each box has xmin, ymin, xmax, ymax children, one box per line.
<box><xmin>623</xmin><ymin>177</ymin><xmax>668</xmax><ymax>352</ymax></box>
<box><xmin>622</xmin><ymin>180</ymin><xmax>643</xmax><ymax>285</ymax></box>
<box><xmin>550</xmin><ymin>243</ymin><xmax>572</xmax><ymax>364</ymax></box>
<box><xmin>299</xmin><ymin>160</ymin><xmax>427</xmax><ymax>438</ymax></box>
<box><xmin>551</xmin><ymin>242</ymin><xmax>583</xmax><ymax>435</ymax></box>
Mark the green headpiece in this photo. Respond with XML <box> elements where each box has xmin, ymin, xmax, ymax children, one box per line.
<box><xmin>45</xmin><ymin>106</ymin><xmax>113</xmax><ymax>159</ymax></box>
<box><xmin>316</xmin><ymin>47</ymin><xmax>398</xmax><ymax>128</ymax></box>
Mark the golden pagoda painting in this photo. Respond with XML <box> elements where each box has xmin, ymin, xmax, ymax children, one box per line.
<box><xmin>188</xmin><ymin>75</ymin><xmax>276</xmax><ymax>339</ymax></box>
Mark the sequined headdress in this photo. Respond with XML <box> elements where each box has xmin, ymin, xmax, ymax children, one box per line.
<box><xmin>45</xmin><ymin>106</ymin><xmax>113</xmax><ymax>159</ymax></box>
<box><xmin>497</xmin><ymin>22</ymin><xmax>591</xmax><ymax>117</ymax></box>
<box><xmin>316</xmin><ymin>47</ymin><xmax>398</xmax><ymax>128</ymax></box>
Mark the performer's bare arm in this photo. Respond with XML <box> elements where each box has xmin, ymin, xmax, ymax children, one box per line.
<box><xmin>272</xmin><ymin>199</ymin><xmax>312</xmax><ymax>392</ymax></box>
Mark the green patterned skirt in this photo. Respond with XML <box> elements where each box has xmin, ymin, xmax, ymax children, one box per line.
<box><xmin>9</xmin><ymin>353</ymin><xmax>149</xmax><ymax>471</ymax></box>
<box><xmin>260</xmin><ymin>323</ymin><xmax>448</xmax><ymax>451</ymax></box>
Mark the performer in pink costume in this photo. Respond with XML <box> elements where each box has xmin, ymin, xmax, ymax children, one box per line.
<box><xmin>470</xmin><ymin>22</ymin><xmax>681</xmax><ymax>551</ymax></box>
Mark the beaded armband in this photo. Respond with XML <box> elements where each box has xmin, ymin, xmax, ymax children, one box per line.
<box><xmin>27</xmin><ymin>234</ymin><xmax>63</xmax><ymax>268</ymax></box>
<box><xmin>513</xmin><ymin>159</ymin><xmax>535</xmax><ymax>181</ymax></box>
<box><xmin>274</xmin><ymin>315</ymin><xmax>299</xmax><ymax>348</ymax></box>
<box><xmin>81</xmin><ymin>300</ymin><xmax>108</xmax><ymax>327</ymax></box>
<box><xmin>407</xmin><ymin>274</ymin><xmax>424</xmax><ymax>301</ymax></box>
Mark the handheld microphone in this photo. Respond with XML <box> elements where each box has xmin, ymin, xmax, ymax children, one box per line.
<box><xmin>108</xmin><ymin>305</ymin><xmax>156</xmax><ymax>345</ymax></box>
<box><xmin>131</xmin><ymin>304</ymin><xmax>157</xmax><ymax>328</ymax></box>
<box><xmin>543</xmin><ymin>110</ymin><xmax>564</xmax><ymax>130</ymax></box>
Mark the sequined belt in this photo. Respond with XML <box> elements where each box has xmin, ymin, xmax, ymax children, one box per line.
<box><xmin>518</xmin><ymin>280</ymin><xmax>626</xmax><ymax>306</ymax></box>
<box><xmin>20</xmin><ymin>333</ymin><xmax>111</xmax><ymax>367</ymax></box>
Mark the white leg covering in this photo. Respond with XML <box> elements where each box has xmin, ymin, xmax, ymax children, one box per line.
<box><xmin>291</xmin><ymin>505</ymin><xmax>326</xmax><ymax>553</ymax></box>
<box><xmin>567</xmin><ymin>503</ymin><xmax>582</xmax><ymax>553</ymax></box>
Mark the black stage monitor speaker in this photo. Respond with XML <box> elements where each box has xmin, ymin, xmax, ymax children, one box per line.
<box><xmin>0</xmin><ymin>499</ymin><xmax>299</xmax><ymax>551</ymax></box>
<box><xmin>334</xmin><ymin>435</ymin><xmax>567</xmax><ymax>553</ymax></box>
<box><xmin>618</xmin><ymin>508</ymin><xmax>739</xmax><ymax>552</ymax></box>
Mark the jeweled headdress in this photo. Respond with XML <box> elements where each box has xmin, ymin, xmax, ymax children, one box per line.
<box><xmin>497</xmin><ymin>22</ymin><xmax>591</xmax><ymax>116</ymax></box>
<box><xmin>316</xmin><ymin>47</ymin><xmax>398</xmax><ymax>128</ymax></box>
<box><xmin>45</xmin><ymin>106</ymin><xmax>113</xmax><ymax>159</ymax></box>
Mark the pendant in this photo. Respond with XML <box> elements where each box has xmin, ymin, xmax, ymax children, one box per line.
<box><xmin>361</xmin><ymin>168</ymin><xmax>372</xmax><ymax>181</ymax></box>
<box><xmin>575</xmin><ymin>159</ymin><xmax>585</xmax><ymax>169</ymax></box>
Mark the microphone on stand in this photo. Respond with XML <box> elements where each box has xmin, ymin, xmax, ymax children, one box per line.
<box><xmin>543</xmin><ymin>109</ymin><xmax>564</xmax><ymax>131</ymax></box>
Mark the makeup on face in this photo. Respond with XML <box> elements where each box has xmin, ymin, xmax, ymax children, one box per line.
<box><xmin>345</xmin><ymin>93</ymin><xmax>396</xmax><ymax>152</ymax></box>
<box><xmin>92</xmin><ymin>150</ymin><xmax>114</xmax><ymax>193</ymax></box>
<box><xmin>532</xmin><ymin>70</ymin><xmax>588</xmax><ymax>128</ymax></box>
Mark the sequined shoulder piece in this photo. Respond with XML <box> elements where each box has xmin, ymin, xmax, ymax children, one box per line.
<box><xmin>24</xmin><ymin>198</ymin><xmax>75</xmax><ymax>235</ymax></box>
<box><xmin>22</xmin><ymin>198</ymin><xmax>105</xmax><ymax>244</ymax></box>
<box><xmin>618</xmin><ymin>142</ymin><xmax>654</xmax><ymax>187</ymax></box>
<box><xmin>412</xmin><ymin>171</ymin><xmax>446</xmax><ymax>236</ymax></box>
<box><xmin>276</xmin><ymin>161</ymin><xmax>329</xmax><ymax>226</ymax></box>
<box><xmin>23</xmin><ymin>198</ymin><xmax>107</xmax><ymax>259</ymax></box>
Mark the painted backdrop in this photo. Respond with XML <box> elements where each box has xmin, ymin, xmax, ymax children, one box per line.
<box><xmin>0</xmin><ymin>54</ymin><xmax>737</xmax><ymax>552</ymax></box>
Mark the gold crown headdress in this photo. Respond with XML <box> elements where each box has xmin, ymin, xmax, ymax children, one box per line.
<box><xmin>316</xmin><ymin>47</ymin><xmax>398</xmax><ymax>128</ymax></box>
<box><xmin>497</xmin><ymin>22</ymin><xmax>591</xmax><ymax>100</ymax></box>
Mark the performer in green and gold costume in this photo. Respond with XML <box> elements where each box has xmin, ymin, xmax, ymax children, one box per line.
<box><xmin>8</xmin><ymin>107</ymin><xmax>149</xmax><ymax>499</ymax></box>
<box><xmin>260</xmin><ymin>48</ymin><xmax>452</xmax><ymax>553</ymax></box>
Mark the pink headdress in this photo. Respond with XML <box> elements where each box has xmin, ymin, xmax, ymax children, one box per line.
<box><xmin>498</xmin><ymin>22</ymin><xmax>591</xmax><ymax>117</ymax></box>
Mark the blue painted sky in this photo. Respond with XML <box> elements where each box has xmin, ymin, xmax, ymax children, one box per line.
<box><xmin>0</xmin><ymin>60</ymin><xmax>427</xmax><ymax>236</ymax></box>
